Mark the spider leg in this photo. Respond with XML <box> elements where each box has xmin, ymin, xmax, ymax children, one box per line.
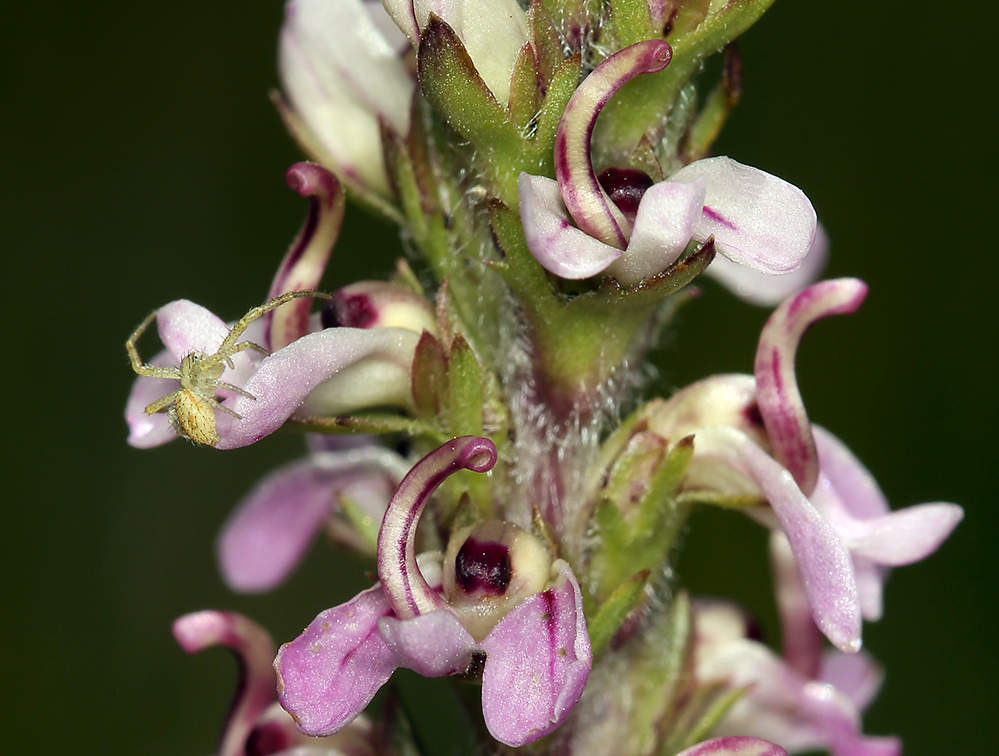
<box><xmin>214</xmin><ymin>380</ymin><xmax>256</xmax><ymax>400</ymax></box>
<box><xmin>144</xmin><ymin>390</ymin><xmax>182</xmax><ymax>415</ymax></box>
<box><xmin>202</xmin><ymin>393</ymin><xmax>243</xmax><ymax>420</ymax></box>
<box><xmin>216</xmin><ymin>289</ymin><xmax>330</xmax><ymax>356</ymax></box>
<box><xmin>126</xmin><ymin>310</ymin><xmax>181</xmax><ymax>379</ymax></box>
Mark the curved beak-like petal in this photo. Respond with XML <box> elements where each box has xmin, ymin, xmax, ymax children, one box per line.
<box><xmin>479</xmin><ymin>560</ymin><xmax>592</xmax><ymax>747</ymax></box>
<box><xmin>377</xmin><ymin>436</ymin><xmax>497</xmax><ymax>618</ymax></box>
<box><xmin>755</xmin><ymin>279</ymin><xmax>868</xmax><ymax>496</ymax></box>
<box><xmin>215</xmin><ymin>326</ymin><xmax>419</xmax><ymax>449</ymax></box>
<box><xmin>669</xmin><ymin>156</ymin><xmax>817</xmax><ymax>275</ymax></box>
<box><xmin>554</xmin><ymin>41</ymin><xmax>672</xmax><ymax>247</ymax></box>
<box><xmin>173</xmin><ymin>611</ymin><xmax>277</xmax><ymax>756</ymax></box>
<box><xmin>266</xmin><ymin>163</ymin><xmax>346</xmax><ymax>351</ymax></box>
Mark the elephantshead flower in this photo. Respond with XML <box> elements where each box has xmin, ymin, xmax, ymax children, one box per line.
<box><xmin>518</xmin><ymin>39</ymin><xmax>816</xmax><ymax>294</ymax></box>
<box><xmin>278</xmin><ymin>0</ymin><xmax>414</xmax><ymax>199</ymax></box>
<box><xmin>694</xmin><ymin>601</ymin><xmax>900</xmax><ymax>756</ymax></box>
<box><xmin>275</xmin><ymin>437</ymin><xmax>592</xmax><ymax>747</ymax></box>
<box><xmin>754</xmin><ymin>280</ymin><xmax>963</xmax><ymax>623</ymax></box>
<box><xmin>644</xmin><ymin>279</ymin><xmax>962</xmax><ymax>651</ymax></box>
<box><xmin>173</xmin><ymin>610</ymin><xmax>375</xmax><ymax>756</ymax></box>
<box><xmin>124</xmin><ymin>298</ymin><xmax>419</xmax><ymax>450</ymax></box>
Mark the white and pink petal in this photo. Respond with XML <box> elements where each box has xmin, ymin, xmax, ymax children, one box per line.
<box><xmin>670</xmin><ymin>156</ymin><xmax>816</xmax><ymax>275</ymax></box>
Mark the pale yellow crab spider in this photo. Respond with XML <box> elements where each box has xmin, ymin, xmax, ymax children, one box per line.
<box><xmin>126</xmin><ymin>290</ymin><xmax>331</xmax><ymax>446</ymax></box>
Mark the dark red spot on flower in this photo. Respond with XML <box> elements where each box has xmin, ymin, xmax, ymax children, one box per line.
<box><xmin>246</xmin><ymin>721</ymin><xmax>293</xmax><ymax>756</ymax></box>
<box><xmin>322</xmin><ymin>292</ymin><xmax>377</xmax><ymax>329</ymax></box>
<box><xmin>455</xmin><ymin>538</ymin><xmax>511</xmax><ymax>596</ymax></box>
<box><xmin>597</xmin><ymin>168</ymin><xmax>654</xmax><ymax>222</ymax></box>
<box><xmin>743</xmin><ymin>401</ymin><xmax>764</xmax><ymax>428</ymax></box>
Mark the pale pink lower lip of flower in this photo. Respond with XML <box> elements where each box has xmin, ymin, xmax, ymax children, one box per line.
<box><xmin>692</xmin><ymin>425</ymin><xmax>862</xmax><ymax>652</ymax></box>
<box><xmin>214</xmin><ymin>325</ymin><xmax>419</xmax><ymax>449</ymax></box>
<box><xmin>216</xmin><ymin>443</ymin><xmax>408</xmax><ymax>593</ymax></box>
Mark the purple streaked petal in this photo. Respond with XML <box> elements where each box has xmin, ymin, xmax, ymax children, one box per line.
<box><xmin>770</xmin><ymin>532</ymin><xmax>823</xmax><ymax>678</ymax></box>
<box><xmin>377</xmin><ymin>437</ymin><xmax>497</xmax><ymax>618</ymax></box>
<box><xmin>156</xmin><ymin>299</ymin><xmax>231</xmax><ymax>360</ymax></box>
<box><xmin>554</xmin><ymin>41</ymin><xmax>672</xmax><ymax>247</ymax></box>
<box><xmin>606</xmin><ymin>178</ymin><xmax>706</xmax><ymax>286</ymax></box>
<box><xmin>266</xmin><ymin>163</ymin><xmax>346</xmax><ymax>351</ymax></box>
<box><xmin>705</xmin><ymin>223</ymin><xmax>829</xmax><ymax>306</ymax></box>
<box><xmin>518</xmin><ymin>173</ymin><xmax>623</xmax><ymax>279</ymax></box>
<box><xmin>377</xmin><ymin>610</ymin><xmax>475</xmax><ymax>676</ymax></box>
<box><xmin>755</xmin><ymin>279</ymin><xmax>868</xmax><ymax>497</ymax></box>
<box><xmin>275</xmin><ymin>585</ymin><xmax>397</xmax><ymax>737</ymax></box>
<box><xmin>670</xmin><ymin>156</ymin><xmax>817</xmax><ymax>274</ymax></box>
<box><xmin>694</xmin><ymin>427</ymin><xmax>860</xmax><ymax>651</ymax></box>
<box><xmin>479</xmin><ymin>560</ymin><xmax>592</xmax><ymax>747</ymax></box>
<box><xmin>125</xmin><ymin>347</ymin><xmax>178</xmax><ymax>448</ymax></box>
<box><xmin>674</xmin><ymin>737</ymin><xmax>788</xmax><ymax>756</ymax></box>
<box><xmin>214</xmin><ymin>327</ymin><xmax>420</xmax><ymax>450</ymax></box>
<box><xmin>172</xmin><ymin>611</ymin><xmax>276</xmax><ymax>756</ymax></box>
<box><xmin>819</xmin><ymin>649</ymin><xmax>884</xmax><ymax>713</ymax></box>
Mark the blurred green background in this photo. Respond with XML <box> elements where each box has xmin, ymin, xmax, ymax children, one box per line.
<box><xmin>1</xmin><ymin>2</ymin><xmax>995</xmax><ymax>754</ymax></box>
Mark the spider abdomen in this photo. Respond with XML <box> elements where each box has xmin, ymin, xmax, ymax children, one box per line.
<box><xmin>174</xmin><ymin>389</ymin><xmax>220</xmax><ymax>446</ymax></box>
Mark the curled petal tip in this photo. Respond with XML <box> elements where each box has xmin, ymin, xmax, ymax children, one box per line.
<box><xmin>285</xmin><ymin>161</ymin><xmax>340</xmax><ymax>197</ymax></box>
<box><xmin>458</xmin><ymin>437</ymin><xmax>498</xmax><ymax>472</ymax></box>
<box><xmin>172</xmin><ymin>610</ymin><xmax>228</xmax><ymax>654</ymax></box>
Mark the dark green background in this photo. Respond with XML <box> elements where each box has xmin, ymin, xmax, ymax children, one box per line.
<box><xmin>2</xmin><ymin>2</ymin><xmax>995</xmax><ymax>754</ymax></box>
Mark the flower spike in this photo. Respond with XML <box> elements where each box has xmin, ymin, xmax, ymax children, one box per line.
<box><xmin>554</xmin><ymin>40</ymin><xmax>673</xmax><ymax>247</ymax></box>
<box><xmin>377</xmin><ymin>436</ymin><xmax>498</xmax><ymax>618</ymax></box>
<box><xmin>755</xmin><ymin>278</ymin><xmax>868</xmax><ymax>496</ymax></box>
